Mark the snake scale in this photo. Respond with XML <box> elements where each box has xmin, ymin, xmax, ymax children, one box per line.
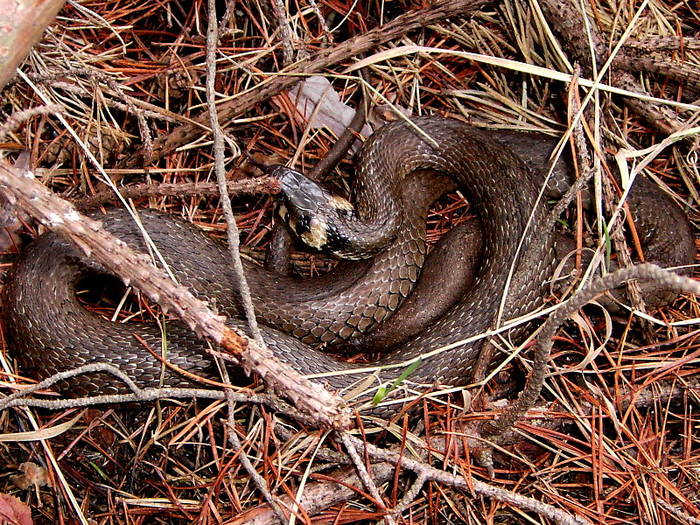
<box><xmin>3</xmin><ymin>116</ymin><xmax>695</xmax><ymax>408</ymax></box>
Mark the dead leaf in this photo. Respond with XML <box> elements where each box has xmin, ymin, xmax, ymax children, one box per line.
<box><xmin>10</xmin><ymin>463</ymin><xmax>50</xmax><ymax>491</ymax></box>
<box><xmin>289</xmin><ymin>76</ymin><xmax>372</xmax><ymax>154</ymax></box>
<box><xmin>0</xmin><ymin>493</ymin><xmax>32</xmax><ymax>525</ymax></box>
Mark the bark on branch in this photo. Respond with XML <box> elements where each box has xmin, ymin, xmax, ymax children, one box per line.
<box><xmin>0</xmin><ymin>162</ymin><xmax>351</xmax><ymax>428</ymax></box>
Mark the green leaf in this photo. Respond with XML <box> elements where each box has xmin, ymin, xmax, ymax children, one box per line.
<box><xmin>372</xmin><ymin>358</ymin><xmax>422</xmax><ymax>405</ymax></box>
<box><xmin>89</xmin><ymin>461</ymin><xmax>109</xmax><ymax>481</ymax></box>
<box><xmin>372</xmin><ymin>387</ymin><xmax>387</xmax><ymax>405</ymax></box>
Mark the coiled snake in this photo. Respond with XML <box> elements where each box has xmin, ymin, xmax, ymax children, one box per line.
<box><xmin>3</xmin><ymin>117</ymin><xmax>695</xmax><ymax>408</ymax></box>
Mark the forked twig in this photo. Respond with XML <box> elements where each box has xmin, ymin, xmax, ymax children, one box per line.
<box><xmin>483</xmin><ymin>263</ymin><xmax>700</xmax><ymax>445</ymax></box>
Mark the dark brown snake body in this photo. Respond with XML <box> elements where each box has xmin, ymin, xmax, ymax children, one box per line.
<box><xmin>3</xmin><ymin>117</ymin><xmax>695</xmax><ymax>408</ymax></box>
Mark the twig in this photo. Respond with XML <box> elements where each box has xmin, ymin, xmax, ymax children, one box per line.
<box><xmin>205</xmin><ymin>1</ymin><xmax>288</xmax><ymax>521</ymax></box>
<box><xmin>222</xmin><ymin>360</ymin><xmax>286</xmax><ymax>521</ymax></box>
<box><xmin>623</xmin><ymin>36</ymin><xmax>700</xmax><ymax>52</ymax></box>
<box><xmin>0</xmin><ymin>363</ymin><xmax>252</xmax><ymax>410</ymax></box>
<box><xmin>0</xmin><ymin>368</ymin><xmax>325</xmax><ymax>429</ymax></box>
<box><xmin>613</xmin><ymin>53</ymin><xmax>700</xmax><ymax>89</ymax></box>
<box><xmin>270</xmin><ymin>0</ymin><xmax>295</xmax><ymax>65</ymax></box>
<box><xmin>338</xmin><ymin>431</ymin><xmax>394</xmax><ymax>525</ymax></box>
<box><xmin>538</xmin><ymin>0</ymin><xmax>689</xmax><ymax>135</ymax></box>
<box><xmin>232</xmin><ymin>463</ymin><xmax>396</xmax><ymax>525</ymax></box>
<box><xmin>483</xmin><ymin>263</ymin><xmax>700</xmax><ymax>445</ymax></box>
<box><xmin>346</xmin><ymin>434</ymin><xmax>591</xmax><ymax>525</ymax></box>
<box><xmin>119</xmin><ymin>0</ymin><xmax>491</xmax><ymax>167</ymax></box>
<box><xmin>205</xmin><ymin>0</ymin><xmax>265</xmax><ymax>348</ymax></box>
<box><xmin>658</xmin><ymin>500</ymin><xmax>700</xmax><ymax>525</ymax></box>
<box><xmin>0</xmin><ymin>104</ymin><xmax>63</xmax><ymax>142</ymax></box>
<box><xmin>75</xmin><ymin>176</ymin><xmax>280</xmax><ymax>210</ymax></box>
<box><xmin>238</xmin><ymin>366</ymin><xmax>700</xmax><ymax>524</ymax></box>
<box><xmin>392</xmin><ymin>471</ymin><xmax>428</xmax><ymax>516</ymax></box>
<box><xmin>0</xmin><ymin>160</ymin><xmax>350</xmax><ymax>428</ymax></box>
<box><xmin>238</xmin><ymin>428</ymin><xmax>590</xmax><ymax>525</ymax></box>
<box><xmin>307</xmin><ymin>0</ymin><xmax>333</xmax><ymax>44</ymax></box>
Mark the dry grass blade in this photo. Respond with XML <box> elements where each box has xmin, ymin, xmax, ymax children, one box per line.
<box><xmin>0</xmin><ymin>0</ymin><xmax>697</xmax><ymax>523</ymax></box>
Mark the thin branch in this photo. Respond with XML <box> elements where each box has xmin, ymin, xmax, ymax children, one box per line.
<box><xmin>238</xmin><ymin>427</ymin><xmax>591</xmax><ymax>525</ymax></box>
<box><xmin>0</xmin><ymin>104</ymin><xmax>63</xmax><ymax>142</ymax></box>
<box><xmin>338</xmin><ymin>431</ymin><xmax>394</xmax><ymax>525</ymax></box>
<box><xmin>0</xmin><ymin>160</ymin><xmax>350</xmax><ymax>428</ymax></box>
<box><xmin>0</xmin><ymin>363</ymin><xmax>245</xmax><ymax>410</ymax></box>
<box><xmin>483</xmin><ymin>263</ymin><xmax>700</xmax><ymax>444</ymax></box>
<box><xmin>205</xmin><ymin>0</ymin><xmax>287</xmax><ymax>520</ymax></box>
<box><xmin>538</xmin><ymin>0</ymin><xmax>689</xmax><ymax>135</ymax></box>
<box><xmin>75</xmin><ymin>176</ymin><xmax>280</xmax><ymax>210</ymax></box>
<box><xmin>205</xmin><ymin>0</ymin><xmax>265</xmax><ymax>347</ymax></box>
<box><xmin>119</xmin><ymin>0</ymin><xmax>491</xmax><ymax>167</ymax></box>
<box><xmin>270</xmin><ymin>0</ymin><xmax>295</xmax><ymax>65</ymax></box>
<box><xmin>351</xmin><ymin>434</ymin><xmax>591</xmax><ymax>525</ymax></box>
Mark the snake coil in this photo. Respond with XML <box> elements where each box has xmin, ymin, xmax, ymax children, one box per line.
<box><xmin>3</xmin><ymin>117</ymin><xmax>694</xmax><ymax>411</ymax></box>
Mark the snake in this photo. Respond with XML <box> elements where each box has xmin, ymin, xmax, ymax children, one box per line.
<box><xmin>2</xmin><ymin>116</ymin><xmax>695</xmax><ymax>410</ymax></box>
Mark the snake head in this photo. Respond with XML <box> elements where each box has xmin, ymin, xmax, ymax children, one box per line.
<box><xmin>271</xmin><ymin>166</ymin><xmax>358</xmax><ymax>258</ymax></box>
